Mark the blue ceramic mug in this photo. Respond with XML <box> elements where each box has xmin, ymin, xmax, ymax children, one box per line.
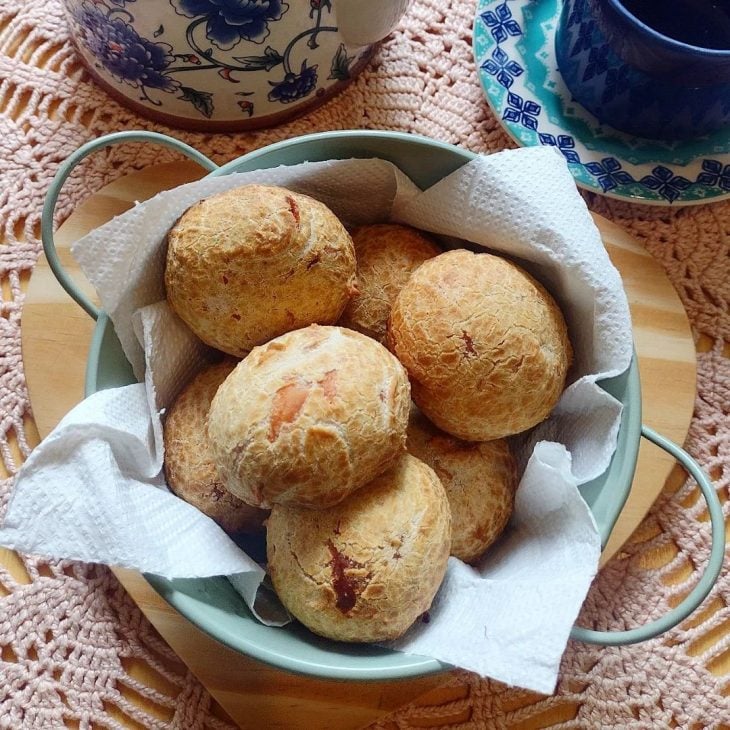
<box><xmin>555</xmin><ymin>0</ymin><xmax>730</xmax><ymax>140</ymax></box>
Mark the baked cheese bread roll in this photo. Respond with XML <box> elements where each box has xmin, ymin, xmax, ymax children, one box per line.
<box><xmin>407</xmin><ymin>408</ymin><xmax>516</xmax><ymax>563</ymax></box>
<box><xmin>339</xmin><ymin>224</ymin><xmax>440</xmax><ymax>343</ymax></box>
<box><xmin>388</xmin><ymin>250</ymin><xmax>571</xmax><ymax>441</ymax></box>
<box><xmin>163</xmin><ymin>360</ymin><xmax>268</xmax><ymax>535</ymax></box>
<box><xmin>208</xmin><ymin>325</ymin><xmax>410</xmax><ymax>509</ymax></box>
<box><xmin>165</xmin><ymin>185</ymin><xmax>357</xmax><ymax>356</ymax></box>
<box><xmin>266</xmin><ymin>454</ymin><xmax>451</xmax><ymax>642</ymax></box>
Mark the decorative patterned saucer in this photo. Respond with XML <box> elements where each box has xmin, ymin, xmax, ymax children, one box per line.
<box><xmin>473</xmin><ymin>0</ymin><xmax>730</xmax><ymax>205</ymax></box>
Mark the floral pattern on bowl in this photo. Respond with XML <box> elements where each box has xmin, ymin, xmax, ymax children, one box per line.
<box><xmin>64</xmin><ymin>0</ymin><xmax>403</xmax><ymax>128</ymax></box>
<box><xmin>170</xmin><ymin>0</ymin><xmax>289</xmax><ymax>50</ymax></box>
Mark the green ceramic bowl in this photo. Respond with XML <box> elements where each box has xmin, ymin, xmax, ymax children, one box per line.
<box><xmin>43</xmin><ymin>130</ymin><xmax>725</xmax><ymax>680</ymax></box>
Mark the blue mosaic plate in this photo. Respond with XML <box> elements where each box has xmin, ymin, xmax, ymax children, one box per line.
<box><xmin>473</xmin><ymin>0</ymin><xmax>730</xmax><ymax>205</ymax></box>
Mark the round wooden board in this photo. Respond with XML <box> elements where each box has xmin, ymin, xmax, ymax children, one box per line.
<box><xmin>19</xmin><ymin>161</ymin><xmax>697</xmax><ymax>729</ymax></box>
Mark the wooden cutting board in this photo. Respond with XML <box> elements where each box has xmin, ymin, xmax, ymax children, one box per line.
<box><xmin>18</xmin><ymin>161</ymin><xmax>696</xmax><ymax>729</ymax></box>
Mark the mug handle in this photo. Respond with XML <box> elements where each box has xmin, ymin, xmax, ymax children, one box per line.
<box><xmin>41</xmin><ymin>131</ymin><xmax>219</xmax><ymax>321</ymax></box>
<box><xmin>571</xmin><ymin>424</ymin><xmax>725</xmax><ymax>645</ymax></box>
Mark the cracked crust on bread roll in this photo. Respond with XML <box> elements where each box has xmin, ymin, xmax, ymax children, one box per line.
<box><xmin>163</xmin><ymin>360</ymin><xmax>268</xmax><ymax>535</ymax></box>
<box><xmin>338</xmin><ymin>224</ymin><xmax>441</xmax><ymax>343</ymax></box>
<box><xmin>388</xmin><ymin>249</ymin><xmax>572</xmax><ymax>441</ymax></box>
<box><xmin>266</xmin><ymin>453</ymin><xmax>451</xmax><ymax>643</ymax></box>
<box><xmin>207</xmin><ymin>325</ymin><xmax>411</xmax><ymax>510</ymax></box>
<box><xmin>407</xmin><ymin>408</ymin><xmax>516</xmax><ymax>564</ymax></box>
<box><xmin>165</xmin><ymin>184</ymin><xmax>357</xmax><ymax>356</ymax></box>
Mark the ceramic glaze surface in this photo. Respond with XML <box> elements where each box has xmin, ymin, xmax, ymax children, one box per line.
<box><xmin>557</xmin><ymin>0</ymin><xmax>730</xmax><ymax>140</ymax></box>
<box><xmin>62</xmin><ymin>0</ymin><xmax>408</xmax><ymax>127</ymax></box>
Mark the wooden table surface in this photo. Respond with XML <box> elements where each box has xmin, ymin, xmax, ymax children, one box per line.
<box><xmin>17</xmin><ymin>161</ymin><xmax>697</xmax><ymax>729</ymax></box>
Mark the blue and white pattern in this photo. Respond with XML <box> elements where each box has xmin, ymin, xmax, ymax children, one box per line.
<box><xmin>639</xmin><ymin>166</ymin><xmax>692</xmax><ymax>203</ymax></box>
<box><xmin>584</xmin><ymin>158</ymin><xmax>634</xmax><ymax>193</ymax></box>
<box><xmin>480</xmin><ymin>2</ymin><xmax>522</xmax><ymax>43</ymax></box>
<box><xmin>473</xmin><ymin>0</ymin><xmax>730</xmax><ymax>205</ymax></box>
<box><xmin>480</xmin><ymin>46</ymin><xmax>523</xmax><ymax>89</ymax></box>
<box><xmin>67</xmin><ymin>0</ymin><xmax>355</xmax><ymax>120</ymax></box>
<box><xmin>170</xmin><ymin>0</ymin><xmax>289</xmax><ymax>50</ymax></box>
<box><xmin>503</xmin><ymin>92</ymin><xmax>540</xmax><ymax>130</ymax></box>
<box><xmin>696</xmin><ymin>160</ymin><xmax>730</xmax><ymax>192</ymax></box>
<box><xmin>538</xmin><ymin>133</ymin><xmax>580</xmax><ymax>164</ymax></box>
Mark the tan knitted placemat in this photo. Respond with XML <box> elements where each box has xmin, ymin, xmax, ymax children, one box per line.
<box><xmin>1</xmin><ymin>1</ymin><xmax>728</xmax><ymax>728</ymax></box>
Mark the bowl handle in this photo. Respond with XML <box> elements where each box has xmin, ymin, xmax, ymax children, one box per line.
<box><xmin>41</xmin><ymin>131</ymin><xmax>219</xmax><ymax>321</ymax></box>
<box><xmin>571</xmin><ymin>424</ymin><xmax>725</xmax><ymax>645</ymax></box>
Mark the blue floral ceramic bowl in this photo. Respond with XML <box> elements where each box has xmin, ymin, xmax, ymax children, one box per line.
<box><xmin>62</xmin><ymin>0</ymin><xmax>409</xmax><ymax>130</ymax></box>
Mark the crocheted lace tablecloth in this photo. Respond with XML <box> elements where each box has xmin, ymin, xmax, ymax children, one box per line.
<box><xmin>1</xmin><ymin>1</ymin><xmax>728</xmax><ymax>727</ymax></box>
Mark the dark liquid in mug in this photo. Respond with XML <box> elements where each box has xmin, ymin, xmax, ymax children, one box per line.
<box><xmin>619</xmin><ymin>0</ymin><xmax>730</xmax><ymax>49</ymax></box>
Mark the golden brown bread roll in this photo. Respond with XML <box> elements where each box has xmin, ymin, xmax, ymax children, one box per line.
<box><xmin>165</xmin><ymin>185</ymin><xmax>357</xmax><ymax>356</ymax></box>
<box><xmin>407</xmin><ymin>408</ymin><xmax>516</xmax><ymax>564</ymax></box>
<box><xmin>163</xmin><ymin>360</ymin><xmax>268</xmax><ymax>535</ymax></box>
<box><xmin>338</xmin><ymin>224</ymin><xmax>440</xmax><ymax>343</ymax></box>
<box><xmin>266</xmin><ymin>453</ymin><xmax>451</xmax><ymax>643</ymax></box>
<box><xmin>388</xmin><ymin>249</ymin><xmax>572</xmax><ymax>441</ymax></box>
<box><xmin>207</xmin><ymin>325</ymin><xmax>411</xmax><ymax>510</ymax></box>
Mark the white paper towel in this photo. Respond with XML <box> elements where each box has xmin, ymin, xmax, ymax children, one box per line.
<box><xmin>0</xmin><ymin>148</ymin><xmax>633</xmax><ymax>693</ymax></box>
<box><xmin>390</xmin><ymin>442</ymin><xmax>601</xmax><ymax>691</ymax></box>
